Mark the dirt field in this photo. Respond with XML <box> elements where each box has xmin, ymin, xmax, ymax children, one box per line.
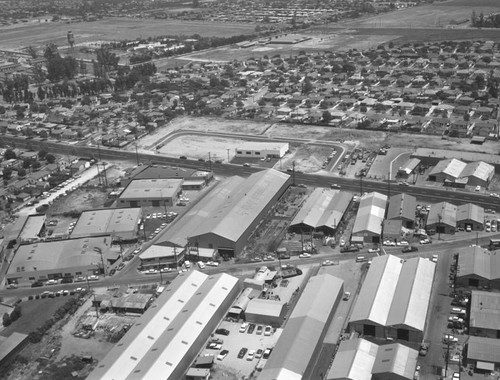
<box><xmin>281</xmin><ymin>144</ymin><xmax>334</xmax><ymax>173</ymax></box>
<box><xmin>0</xmin><ymin>18</ymin><xmax>257</xmax><ymax>49</ymax></box>
<box><xmin>48</xmin><ymin>187</ymin><xmax>109</xmax><ymax>215</ymax></box>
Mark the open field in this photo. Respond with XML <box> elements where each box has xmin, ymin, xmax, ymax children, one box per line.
<box><xmin>160</xmin><ymin>135</ymin><xmax>247</xmax><ymax>161</ymax></box>
<box><xmin>0</xmin><ymin>18</ymin><xmax>257</xmax><ymax>50</ymax></box>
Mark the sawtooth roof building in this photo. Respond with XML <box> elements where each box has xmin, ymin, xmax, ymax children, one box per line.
<box><xmin>349</xmin><ymin>255</ymin><xmax>436</xmax><ymax>344</ymax></box>
<box><xmin>70</xmin><ymin>208</ymin><xmax>142</xmax><ymax>241</ymax></box>
<box><xmin>6</xmin><ymin>236</ymin><xmax>117</xmax><ymax>285</ymax></box>
<box><xmin>456</xmin><ymin>246</ymin><xmax>500</xmax><ymax>289</ymax></box>
<box><xmin>155</xmin><ymin>169</ymin><xmax>291</xmax><ymax>257</ymax></box>
<box><xmin>259</xmin><ymin>273</ymin><xmax>344</xmax><ymax>380</ymax></box>
<box><xmin>327</xmin><ymin>338</ymin><xmax>419</xmax><ymax>380</ymax></box>
<box><xmin>352</xmin><ymin>192</ymin><xmax>387</xmax><ymax>244</ymax></box>
<box><xmin>87</xmin><ymin>270</ymin><xmax>240</xmax><ymax>380</ymax></box>
<box><xmin>289</xmin><ymin>189</ymin><xmax>352</xmax><ymax>235</ymax></box>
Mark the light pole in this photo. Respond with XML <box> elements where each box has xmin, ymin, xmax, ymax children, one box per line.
<box><xmin>158</xmin><ymin>257</ymin><xmax>163</xmax><ymax>285</ymax></box>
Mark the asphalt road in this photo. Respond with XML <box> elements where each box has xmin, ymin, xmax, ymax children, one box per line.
<box><xmin>2</xmin><ymin>135</ymin><xmax>499</xmax><ymax>210</ymax></box>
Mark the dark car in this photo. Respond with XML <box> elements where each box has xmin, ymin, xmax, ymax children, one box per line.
<box><xmin>247</xmin><ymin>323</ymin><xmax>256</xmax><ymax>334</ymax></box>
<box><xmin>31</xmin><ymin>281</ymin><xmax>44</xmax><ymax>288</ymax></box>
<box><xmin>215</xmin><ymin>328</ymin><xmax>230</xmax><ymax>336</ymax></box>
<box><xmin>109</xmin><ymin>269</ymin><xmax>116</xmax><ymax>276</ymax></box>
<box><xmin>61</xmin><ymin>277</ymin><xmax>73</xmax><ymax>284</ymax></box>
<box><xmin>238</xmin><ymin>347</ymin><xmax>248</xmax><ymax>359</ymax></box>
<box><xmin>340</xmin><ymin>245</ymin><xmax>360</xmax><ymax>253</ymax></box>
<box><xmin>179</xmin><ymin>156</ymin><xmax>187</xmax><ymax>159</ymax></box>
<box><xmin>402</xmin><ymin>246</ymin><xmax>419</xmax><ymax>253</ymax></box>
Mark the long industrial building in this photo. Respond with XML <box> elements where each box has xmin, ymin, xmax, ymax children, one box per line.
<box><xmin>456</xmin><ymin>246</ymin><xmax>500</xmax><ymax>289</ymax></box>
<box><xmin>87</xmin><ymin>270</ymin><xmax>240</xmax><ymax>380</ymax></box>
<box><xmin>386</xmin><ymin>193</ymin><xmax>416</xmax><ymax>229</ymax></box>
<box><xmin>349</xmin><ymin>255</ymin><xmax>435</xmax><ymax>344</ymax></box>
<box><xmin>6</xmin><ymin>236</ymin><xmax>118</xmax><ymax>285</ymax></box>
<box><xmin>289</xmin><ymin>189</ymin><xmax>352</xmax><ymax>235</ymax></box>
<box><xmin>70</xmin><ymin>208</ymin><xmax>142</xmax><ymax>241</ymax></box>
<box><xmin>155</xmin><ymin>169</ymin><xmax>290</xmax><ymax>257</ymax></box>
<box><xmin>351</xmin><ymin>192</ymin><xmax>387</xmax><ymax>244</ymax></box>
<box><xmin>259</xmin><ymin>273</ymin><xmax>344</xmax><ymax>380</ymax></box>
<box><xmin>469</xmin><ymin>290</ymin><xmax>500</xmax><ymax>339</ymax></box>
<box><xmin>327</xmin><ymin>338</ymin><xmax>419</xmax><ymax>380</ymax></box>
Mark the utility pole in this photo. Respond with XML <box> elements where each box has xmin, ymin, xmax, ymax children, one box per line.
<box><xmin>158</xmin><ymin>257</ymin><xmax>163</xmax><ymax>285</ymax></box>
<box><xmin>292</xmin><ymin>161</ymin><xmax>296</xmax><ymax>186</ymax></box>
<box><xmin>135</xmin><ymin>142</ymin><xmax>139</xmax><ymax>166</ymax></box>
<box><xmin>226</xmin><ymin>149</ymin><xmax>230</xmax><ymax>163</ymax></box>
<box><xmin>360</xmin><ymin>173</ymin><xmax>363</xmax><ymax>195</ymax></box>
<box><xmin>438</xmin><ymin>213</ymin><xmax>442</xmax><ymax>241</ymax></box>
<box><xmin>173</xmin><ymin>246</ymin><xmax>178</xmax><ymax>269</ymax></box>
<box><xmin>387</xmin><ymin>170</ymin><xmax>391</xmax><ymax>198</ymax></box>
<box><xmin>208</xmin><ymin>152</ymin><xmax>212</xmax><ymax>171</ymax></box>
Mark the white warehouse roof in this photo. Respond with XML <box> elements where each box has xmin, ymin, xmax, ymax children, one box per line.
<box><xmin>349</xmin><ymin>255</ymin><xmax>435</xmax><ymax>332</ymax></box>
<box><xmin>352</xmin><ymin>192</ymin><xmax>387</xmax><ymax>236</ymax></box>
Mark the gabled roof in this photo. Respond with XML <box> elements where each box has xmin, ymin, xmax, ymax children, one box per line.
<box><xmin>456</xmin><ymin>203</ymin><xmax>484</xmax><ymax>224</ymax></box>
<box><xmin>352</xmin><ymin>192</ymin><xmax>387</xmax><ymax>235</ymax></box>
<box><xmin>387</xmin><ymin>193</ymin><xmax>417</xmax><ymax>221</ymax></box>
<box><xmin>290</xmin><ymin>189</ymin><xmax>351</xmax><ymax>230</ymax></box>
<box><xmin>457</xmin><ymin>246</ymin><xmax>500</xmax><ymax>280</ymax></box>
<box><xmin>459</xmin><ymin>161</ymin><xmax>494</xmax><ymax>182</ymax></box>
<box><xmin>429</xmin><ymin>158</ymin><xmax>466</xmax><ymax>179</ymax></box>
<box><xmin>427</xmin><ymin>202</ymin><xmax>457</xmax><ymax>227</ymax></box>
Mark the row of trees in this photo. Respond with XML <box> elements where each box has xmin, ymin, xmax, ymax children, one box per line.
<box><xmin>2</xmin><ymin>305</ymin><xmax>21</xmax><ymax>327</ymax></box>
<box><xmin>471</xmin><ymin>10</ymin><xmax>500</xmax><ymax>28</ymax></box>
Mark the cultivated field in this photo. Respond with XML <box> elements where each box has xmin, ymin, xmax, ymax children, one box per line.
<box><xmin>0</xmin><ymin>18</ymin><xmax>257</xmax><ymax>50</ymax></box>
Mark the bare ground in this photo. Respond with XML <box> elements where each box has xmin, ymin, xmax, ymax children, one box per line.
<box><xmin>48</xmin><ymin>188</ymin><xmax>109</xmax><ymax>215</ymax></box>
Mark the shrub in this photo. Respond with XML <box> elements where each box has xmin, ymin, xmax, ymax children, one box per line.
<box><xmin>3</xmin><ymin>313</ymin><xmax>11</xmax><ymax>327</ymax></box>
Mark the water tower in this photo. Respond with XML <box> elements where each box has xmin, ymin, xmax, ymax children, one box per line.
<box><xmin>67</xmin><ymin>31</ymin><xmax>75</xmax><ymax>54</ymax></box>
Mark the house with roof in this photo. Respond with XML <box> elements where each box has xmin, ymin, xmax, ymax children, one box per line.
<box><xmin>472</xmin><ymin>120</ymin><xmax>498</xmax><ymax>139</ymax></box>
<box><xmin>456</xmin><ymin>203</ymin><xmax>484</xmax><ymax>231</ymax></box>
<box><xmin>449</xmin><ymin>120</ymin><xmax>470</xmax><ymax>137</ymax></box>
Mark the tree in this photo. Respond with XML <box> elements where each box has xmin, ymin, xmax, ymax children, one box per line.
<box><xmin>4</xmin><ymin>149</ymin><xmax>16</xmax><ymax>160</ymax></box>
<box><xmin>302</xmin><ymin>77</ymin><xmax>313</xmax><ymax>94</ymax></box>
<box><xmin>38</xmin><ymin>149</ymin><xmax>48</xmax><ymax>160</ymax></box>
<box><xmin>26</xmin><ymin>45</ymin><xmax>38</xmax><ymax>59</ymax></box>
<box><xmin>2</xmin><ymin>313</ymin><xmax>11</xmax><ymax>327</ymax></box>
<box><xmin>23</xmin><ymin>159</ymin><xmax>32</xmax><ymax>169</ymax></box>
<box><xmin>209</xmin><ymin>75</ymin><xmax>220</xmax><ymax>88</ymax></box>
<box><xmin>17</xmin><ymin>168</ymin><xmax>27</xmax><ymax>177</ymax></box>
<box><xmin>95</xmin><ymin>47</ymin><xmax>119</xmax><ymax>77</ymax></box>
<box><xmin>322</xmin><ymin>110</ymin><xmax>332</xmax><ymax>123</ymax></box>
<box><xmin>10</xmin><ymin>305</ymin><xmax>21</xmax><ymax>322</ymax></box>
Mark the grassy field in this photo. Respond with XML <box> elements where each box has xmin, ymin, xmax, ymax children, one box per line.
<box><xmin>1</xmin><ymin>297</ymin><xmax>75</xmax><ymax>337</ymax></box>
<box><xmin>0</xmin><ymin>18</ymin><xmax>257</xmax><ymax>49</ymax></box>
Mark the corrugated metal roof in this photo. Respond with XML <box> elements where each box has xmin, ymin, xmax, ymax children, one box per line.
<box><xmin>350</xmin><ymin>255</ymin><xmax>402</xmax><ymax>327</ymax></box>
<box><xmin>428</xmin><ymin>158</ymin><xmax>466</xmax><ymax>179</ymax></box>
<box><xmin>467</xmin><ymin>336</ymin><xmax>500</xmax><ymax>363</ymax></box>
<box><xmin>326</xmin><ymin>338</ymin><xmax>377</xmax><ymax>380</ymax></box>
<box><xmin>387</xmin><ymin>258</ymin><xmax>435</xmax><ymax>332</ymax></box>
<box><xmin>246</xmin><ymin>298</ymin><xmax>285</xmax><ymax>318</ymax></box>
<box><xmin>398</xmin><ymin>158</ymin><xmax>421</xmax><ymax>175</ymax></box>
<box><xmin>457</xmin><ymin>246</ymin><xmax>495</xmax><ymax>280</ymax></box>
<box><xmin>260</xmin><ymin>274</ymin><xmax>343</xmax><ymax>380</ymax></box>
<box><xmin>470</xmin><ymin>290</ymin><xmax>500</xmax><ymax>331</ymax></box>
<box><xmin>87</xmin><ymin>271</ymin><xmax>239</xmax><ymax>380</ymax></box>
<box><xmin>387</xmin><ymin>193</ymin><xmax>417</xmax><ymax>221</ymax></box>
<box><xmin>350</xmin><ymin>255</ymin><xmax>435</xmax><ymax>332</ymax></box>
<box><xmin>427</xmin><ymin>202</ymin><xmax>457</xmax><ymax>227</ymax></box>
<box><xmin>372</xmin><ymin>343</ymin><xmax>418</xmax><ymax>379</ymax></box>
<box><xmin>459</xmin><ymin>161</ymin><xmax>494</xmax><ymax>182</ymax></box>
<box><xmin>352</xmin><ymin>192</ymin><xmax>387</xmax><ymax>235</ymax></box>
<box><xmin>456</xmin><ymin>203</ymin><xmax>484</xmax><ymax>224</ymax></box>
<box><xmin>290</xmin><ymin>189</ymin><xmax>352</xmax><ymax>230</ymax></box>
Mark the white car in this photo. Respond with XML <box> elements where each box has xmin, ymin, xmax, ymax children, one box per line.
<box><xmin>239</xmin><ymin>322</ymin><xmax>249</xmax><ymax>333</ymax></box>
<box><xmin>431</xmin><ymin>254</ymin><xmax>438</xmax><ymax>263</ymax></box>
<box><xmin>420</xmin><ymin>239</ymin><xmax>431</xmax><ymax>245</ymax></box>
<box><xmin>452</xmin><ymin>372</ymin><xmax>460</xmax><ymax>380</ymax></box>
<box><xmin>299</xmin><ymin>253</ymin><xmax>311</xmax><ymax>258</ymax></box>
<box><xmin>322</xmin><ymin>260</ymin><xmax>335</xmax><ymax>266</ymax></box>
<box><xmin>246</xmin><ymin>350</ymin><xmax>255</xmax><ymax>361</ymax></box>
<box><xmin>206</xmin><ymin>261</ymin><xmax>219</xmax><ymax>267</ymax></box>
<box><xmin>217</xmin><ymin>349</ymin><xmax>229</xmax><ymax>361</ymax></box>
<box><xmin>87</xmin><ymin>275</ymin><xmax>99</xmax><ymax>281</ymax></box>
<box><xmin>397</xmin><ymin>240</ymin><xmax>409</xmax><ymax>246</ymax></box>
<box><xmin>443</xmin><ymin>334</ymin><xmax>458</xmax><ymax>343</ymax></box>
<box><xmin>264</xmin><ymin>325</ymin><xmax>272</xmax><ymax>336</ymax></box>
<box><xmin>368</xmin><ymin>248</ymin><xmax>380</xmax><ymax>253</ymax></box>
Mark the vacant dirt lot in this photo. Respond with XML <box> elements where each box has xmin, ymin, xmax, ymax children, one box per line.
<box><xmin>0</xmin><ymin>18</ymin><xmax>257</xmax><ymax>49</ymax></box>
<box><xmin>48</xmin><ymin>187</ymin><xmax>109</xmax><ymax>215</ymax></box>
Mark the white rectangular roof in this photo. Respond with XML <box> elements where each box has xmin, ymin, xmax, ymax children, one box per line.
<box><xmin>352</xmin><ymin>192</ymin><xmax>387</xmax><ymax>235</ymax></box>
<box><xmin>429</xmin><ymin>158</ymin><xmax>466</xmax><ymax>179</ymax></box>
<box><xmin>327</xmin><ymin>338</ymin><xmax>378</xmax><ymax>380</ymax></box>
<box><xmin>71</xmin><ymin>208</ymin><xmax>141</xmax><ymax>238</ymax></box>
<box><xmin>349</xmin><ymin>255</ymin><xmax>435</xmax><ymax>332</ymax></box>
<box><xmin>119</xmin><ymin>178</ymin><xmax>183</xmax><ymax>200</ymax></box>
<box><xmin>236</xmin><ymin>141</ymin><xmax>288</xmax><ymax>151</ymax></box>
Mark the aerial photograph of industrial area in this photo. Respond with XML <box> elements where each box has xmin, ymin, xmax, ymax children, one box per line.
<box><xmin>2</xmin><ymin>0</ymin><xmax>500</xmax><ymax>379</ymax></box>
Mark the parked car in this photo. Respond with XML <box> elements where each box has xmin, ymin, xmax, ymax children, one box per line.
<box><xmin>247</xmin><ymin>323</ymin><xmax>256</xmax><ymax>334</ymax></box>
<box><xmin>263</xmin><ymin>348</ymin><xmax>273</xmax><ymax>359</ymax></box>
<box><xmin>443</xmin><ymin>334</ymin><xmax>458</xmax><ymax>343</ymax></box>
<box><xmin>206</xmin><ymin>342</ymin><xmax>222</xmax><ymax>350</ymax></box>
<box><xmin>368</xmin><ymin>248</ymin><xmax>380</xmax><ymax>253</ymax></box>
<box><xmin>215</xmin><ymin>328</ymin><xmax>230</xmax><ymax>336</ymax></box>
<box><xmin>239</xmin><ymin>322</ymin><xmax>249</xmax><ymax>333</ymax></box>
<box><xmin>299</xmin><ymin>252</ymin><xmax>311</xmax><ymax>258</ymax></box>
<box><xmin>419</xmin><ymin>343</ymin><xmax>429</xmax><ymax>356</ymax></box>
<box><xmin>322</xmin><ymin>260</ymin><xmax>335</xmax><ymax>266</ymax></box>
<box><xmin>246</xmin><ymin>350</ymin><xmax>255</xmax><ymax>361</ymax></box>
<box><xmin>237</xmin><ymin>347</ymin><xmax>248</xmax><ymax>359</ymax></box>
<box><xmin>343</xmin><ymin>292</ymin><xmax>351</xmax><ymax>301</ymax></box>
<box><xmin>264</xmin><ymin>326</ymin><xmax>273</xmax><ymax>336</ymax></box>
<box><xmin>217</xmin><ymin>349</ymin><xmax>229</xmax><ymax>361</ymax></box>
<box><xmin>255</xmin><ymin>349</ymin><xmax>263</xmax><ymax>359</ymax></box>
<box><xmin>256</xmin><ymin>325</ymin><xmax>263</xmax><ymax>335</ymax></box>
<box><xmin>402</xmin><ymin>246</ymin><xmax>418</xmax><ymax>253</ymax></box>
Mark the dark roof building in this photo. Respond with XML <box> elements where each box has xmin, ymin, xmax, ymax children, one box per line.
<box><xmin>386</xmin><ymin>193</ymin><xmax>416</xmax><ymax>228</ymax></box>
<box><xmin>456</xmin><ymin>246</ymin><xmax>500</xmax><ymax>289</ymax></box>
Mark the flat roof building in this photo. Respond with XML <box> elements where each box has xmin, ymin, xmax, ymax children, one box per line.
<box><xmin>139</xmin><ymin>245</ymin><xmax>185</xmax><ymax>269</ymax></box>
<box><xmin>18</xmin><ymin>215</ymin><xmax>46</xmax><ymax>243</ymax></box>
<box><xmin>327</xmin><ymin>338</ymin><xmax>419</xmax><ymax>380</ymax></box>
<box><xmin>70</xmin><ymin>208</ymin><xmax>142</xmax><ymax>241</ymax></box>
<box><xmin>118</xmin><ymin>178</ymin><xmax>183</xmax><ymax>208</ymax></box>
<box><xmin>352</xmin><ymin>192</ymin><xmax>387</xmax><ymax>243</ymax></box>
<box><xmin>235</xmin><ymin>141</ymin><xmax>289</xmax><ymax>159</ymax></box>
<box><xmin>456</xmin><ymin>246</ymin><xmax>500</xmax><ymax>289</ymax></box>
<box><xmin>0</xmin><ymin>332</ymin><xmax>29</xmax><ymax>367</ymax></box>
<box><xmin>349</xmin><ymin>255</ymin><xmax>435</xmax><ymax>344</ymax></box>
<box><xmin>260</xmin><ymin>274</ymin><xmax>344</xmax><ymax>380</ymax></box>
<box><xmin>245</xmin><ymin>298</ymin><xmax>288</xmax><ymax>327</ymax></box>
<box><xmin>289</xmin><ymin>189</ymin><xmax>352</xmax><ymax>235</ymax></box>
<box><xmin>155</xmin><ymin>169</ymin><xmax>291</xmax><ymax>257</ymax></box>
<box><xmin>87</xmin><ymin>270</ymin><xmax>240</xmax><ymax>380</ymax></box>
<box><xmin>469</xmin><ymin>290</ymin><xmax>500</xmax><ymax>339</ymax></box>
<box><xmin>6</xmin><ymin>236</ymin><xmax>116</xmax><ymax>285</ymax></box>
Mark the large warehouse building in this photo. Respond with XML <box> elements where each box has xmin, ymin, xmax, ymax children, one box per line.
<box><xmin>428</xmin><ymin>158</ymin><xmax>494</xmax><ymax>187</ymax></box>
<box><xmin>70</xmin><ymin>208</ymin><xmax>142</xmax><ymax>241</ymax></box>
<box><xmin>456</xmin><ymin>246</ymin><xmax>500</xmax><ymax>289</ymax></box>
<box><xmin>456</xmin><ymin>203</ymin><xmax>484</xmax><ymax>231</ymax></box>
<box><xmin>117</xmin><ymin>178</ymin><xmax>183</xmax><ymax>208</ymax></box>
<box><xmin>327</xmin><ymin>338</ymin><xmax>419</xmax><ymax>380</ymax></box>
<box><xmin>259</xmin><ymin>273</ymin><xmax>344</xmax><ymax>380</ymax></box>
<box><xmin>351</xmin><ymin>192</ymin><xmax>387</xmax><ymax>244</ymax></box>
<box><xmin>6</xmin><ymin>236</ymin><xmax>117</xmax><ymax>285</ymax></box>
<box><xmin>155</xmin><ymin>169</ymin><xmax>291</xmax><ymax>257</ymax></box>
<box><xmin>386</xmin><ymin>193</ymin><xmax>416</xmax><ymax>229</ymax></box>
<box><xmin>87</xmin><ymin>270</ymin><xmax>240</xmax><ymax>380</ymax></box>
<box><xmin>289</xmin><ymin>189</ymin><xmax>352</xmax><ymax>236</ymax></box>
<box><xmin>349</xmin><ymin>255</ymin><xmax>435</xmax><ymax>344</ymax></box>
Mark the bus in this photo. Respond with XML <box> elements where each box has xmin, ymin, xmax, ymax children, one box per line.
<box><xmin>489</xmin><ymin>239</ymin><xmax>500</xmax><ymax>250</ymax></box>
